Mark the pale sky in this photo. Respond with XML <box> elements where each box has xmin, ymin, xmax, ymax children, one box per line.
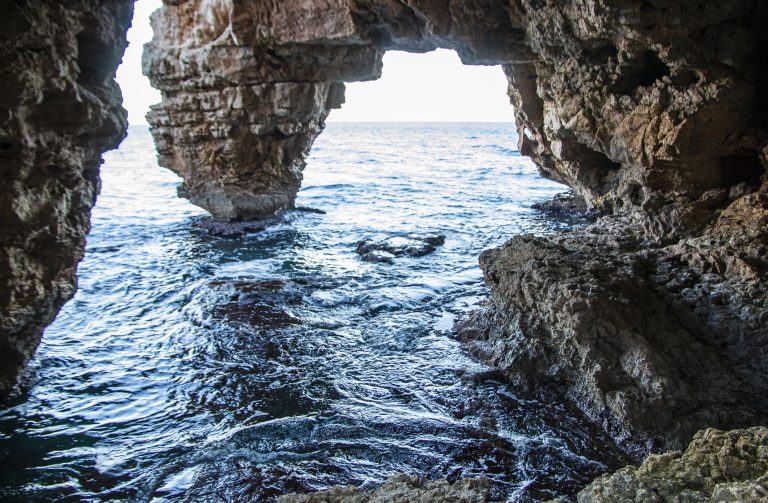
<box><xmin>116</xmin><ymin>0</ymin><xmax>514</xmax><ymax>124</ymax></box>
<box><xmin>116</xmin><ymin>0</ymin><xmax>162</xmax><ymax>126</ymax></box>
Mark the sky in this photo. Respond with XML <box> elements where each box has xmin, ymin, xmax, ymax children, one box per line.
<box><xmin>116</xmin><ymin>0</ymin><xmax>514</xmax><ymax>125</ymax></box>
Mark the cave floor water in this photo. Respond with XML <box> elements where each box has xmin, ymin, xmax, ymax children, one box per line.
<box><xmin>0</xmin><ymin>124</ymin><xmax>626</xmax><ymax>502</ymax></box>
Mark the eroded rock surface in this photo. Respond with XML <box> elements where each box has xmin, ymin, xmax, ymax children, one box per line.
<box><xmin>0</xmin><ymin>0</ymin><xmax>132</xmax><ymax>396</ymax></box>
<box><xmin>577</xmin><ymin>427</ymin><xmax>768</xmax><ymax>502</ymax></box>
<box><xmin>143</xmin><ymin>0</ymin><xmax>533</xmax><ymax>220</ymax></box>
<box><xmin>276</xmin><ymin>474</ymin><xmax>490</xmax><ymax>503</ymax></box>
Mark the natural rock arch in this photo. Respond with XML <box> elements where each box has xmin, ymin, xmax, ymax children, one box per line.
<box><xmin>142</xmin><ymin>0</ymin><xmax>535</xmax><ymax>221</ymax></box>
<box><xmin>1</xmin><ymin>0</ymin><xmax>766</xmax><ymax>458</ymax></box>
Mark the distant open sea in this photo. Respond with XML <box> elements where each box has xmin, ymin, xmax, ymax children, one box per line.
<box><xmin>0</xmin><ymin>123</ymin><xmax>624</xmax><ymax>502</ymax></box>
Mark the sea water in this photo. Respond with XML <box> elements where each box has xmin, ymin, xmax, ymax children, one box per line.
<box><xmin>0</xmin><ymin>123</ymin><xmax>625</xmax><ymax>502</ymax></box>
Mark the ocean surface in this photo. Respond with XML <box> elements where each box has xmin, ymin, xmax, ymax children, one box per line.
<box><xmin>0</xmin><ymin>123</ymin><xmax>625</xmax><ymax>502</ymax></box>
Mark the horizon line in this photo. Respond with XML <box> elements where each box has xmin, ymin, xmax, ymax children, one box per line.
<box><xmin>128</xmin><ymin>120</ymin><xmax>516</xmax><ymax>126</ymax></box>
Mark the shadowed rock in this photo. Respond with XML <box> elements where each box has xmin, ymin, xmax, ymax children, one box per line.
<box><xmin>0</xmin><ymin>0</ymin><xmax>133</xmax><ymax>396</ymax></box>
<box><xmin>532</xmin><ymin>192</ymin><xmax>596</xmax><ymax>220</ymax></box>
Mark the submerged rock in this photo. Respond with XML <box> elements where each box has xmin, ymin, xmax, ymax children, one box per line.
<box><xmin>356</xmin><ymin>234</ymin><xmax>446</xmax><ymax>263</ymax></box>
<box><xmin>577</xmin><ymin>427</ymin><xmax>768</xmax><ymax>502</ymax></box>
<box><xmin>196</xmin><ymin>207</ymin><xmax>326</xmax><ymax>237</ymax></box>
<box><xmin>209</xmin><ymin>279</ymin><xmax>303</xmax><ymax>329</ymax></box>
<box><xmin>202</xmin><ymin>276</ymin><xmax>348</xmax><ymax>329</ymax></box>
<box><xmin>276</xmin><ymin>474</ymin><xmax>490</xmax><ymax>503</ymax></box>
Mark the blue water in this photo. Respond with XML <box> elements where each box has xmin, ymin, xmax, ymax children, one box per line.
<box><xmin>0</xmin><ymin>124</ymin><xmax>624</xmax><ymax>501</ymax></box>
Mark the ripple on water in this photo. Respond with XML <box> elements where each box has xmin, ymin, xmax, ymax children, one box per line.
<box><xmin>0</xmin><ymin>124</ymin><xmax>623</xmax><ymax>502</ymax></box>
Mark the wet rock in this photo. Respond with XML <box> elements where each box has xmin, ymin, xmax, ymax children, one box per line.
<box><xmin>577</xmin><ymin>427</ymin><xmax>768</xmax><ymax>502</ymax></box>
<box><xmin>276</xmin><ymin>474</ymin><xmax>490</xmax><ymax>503</ymax></box>
<box><xmin>356</xmin><ymin>234</ymin><xmax>446</xmax><ymax>262</ymax></box>
<box><xmin>359</xmin><ymin>250</ymin><xmax>396</xmax><ymax>265</ymax></box>
<box><xmin>204</xmin><ymin>276</ymin><xmax>347</xmax><ymax>329</ymax></box>
<box><xmin>458</xmin><ymin>192</ymin><xmax>768</xmax><ymax>455</ymax></box>
<box><xmin>196</xmin><ymin>217</ymin><xmax>284</xmax><ymax>237</ymax></box>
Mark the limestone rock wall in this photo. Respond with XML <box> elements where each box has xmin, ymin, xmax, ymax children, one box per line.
<box><xmin>458</xmin><ymin>0</ymin><xmax>768</xmax><ymax>455</ymax></box>
<box><xmin>0</xmin><ymin>0</ymin><xmax>133</xmax><ymax>396</ymax></box>
<box><xmin>142</xmin><ymin>0</ymin><xmax>382</xmax><ymax>220</ymax></box>
<box><xmin>507</xmin><ymin>0</ymin><xmax>768</xmax><ymax>240</ymax></box>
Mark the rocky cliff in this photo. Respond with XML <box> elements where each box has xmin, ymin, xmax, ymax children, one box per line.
<box><xmin>458</xmin><ymin>0</ymin><xmax>768</xmax><ymax>454</ymax></box>
<box><xmin>144</xmin><ymin>0</ymin><xmax>768</xmax><ymax>454</ymax></box>
<box><xmin>0</xmin><ymin>0</ymin><xmax>132</xmax><ymax>396</ymax></box>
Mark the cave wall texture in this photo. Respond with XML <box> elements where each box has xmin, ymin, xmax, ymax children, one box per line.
<box><xmin>1</xmin><ymin>0</ymin><xmax>766</xmax><ymax>461</ymax></box>
<box><xmin>0</xmin><ymin>0</ymin><xmax>133</xmax><ymax>395</ymax></box>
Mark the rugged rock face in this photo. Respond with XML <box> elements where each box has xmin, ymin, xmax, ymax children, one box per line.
<box><xmin>577</xmin><ymin>427</ymin><xmax>768</xmax><ymax>502</ymax></box>
<box><xmin>458</xmin><ymin>197</ymin><xmax>768</xmax><ymax>454</ymax></box>
<box><xmin>276</xmin><ymin>474</ymin><xmax>490</xmax><ymax>503</ymax></box>
<box><xmin>0</xmin><ymin>0</ymin><xmax>132</xmax><ymax>396</ymax></box>
<box><xmin>507</xmin><ymin>2</ymin><xmax>767</xmax><ymax>232</ymax></box>
<box><xmin>145</xmin><ymin>1</ymin><xmax>768</xmax><ymax>231</ymax></box>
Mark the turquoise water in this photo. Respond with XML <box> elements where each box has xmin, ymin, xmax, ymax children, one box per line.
<box><xmin>0</xmin><ymin>124</ymin><xmax>624</xmax><ymax>502</ymax></box>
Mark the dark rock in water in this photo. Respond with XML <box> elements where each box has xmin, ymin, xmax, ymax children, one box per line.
<box><xmin>532</xmin><ymin>191</ymin><xmax>596</xmax><ymax>220</ymax></box>
<box><xmin>196</xmin><ymin>208</ymin><xmax>326</xmax><ymax>237</ymax></box>
<box><xmin>209</xmin><ymin>279</ymin><xmax>303</xmax><ymax>329</ymax></box>
<box><xmin>277</xmin><ymin>474</ymin><xmax>490</xmax><ymax>503</ymax></box>
<box><xmin>356</xmin><ymin>234</ymin><xmax>446</xmax><ymax>262</ymax></box>
<box><xmin>359</xmin><ymin>250</ymin><xmax>396</xmax><ymax>264</ymax></box>
<box><xmin>205</xmin><ymin>276</ymin><xmax>346</xmax><ymax>329</ymax></box>
<box><xmin>197</xmin><ymin>218</ymin><xmax>280</xmax><ymax>237</ymax></box>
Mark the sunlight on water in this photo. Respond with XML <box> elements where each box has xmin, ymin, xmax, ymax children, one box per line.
<box><xmin>0</xmin><ymin>124</ymin><xmax>624</xmax><ymax>502</ymax></box>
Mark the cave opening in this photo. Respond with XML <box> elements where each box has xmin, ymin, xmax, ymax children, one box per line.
<box><xmin>0</xmin><ymin>6</ymin><xmax>607</xmax><ymax>501</ymax></box>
